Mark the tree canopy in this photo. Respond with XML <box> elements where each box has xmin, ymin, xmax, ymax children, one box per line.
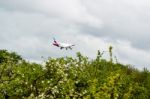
<box><xmin>0</xmin><ymin>49</ymin><xmax>150</xmax><ymax>99</ymax></box>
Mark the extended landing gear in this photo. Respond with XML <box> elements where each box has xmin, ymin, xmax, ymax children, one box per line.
<box><xmin>69</xmin><ymin>47</ymin><xmax>72</xmax><ymax>50</ymax></box>
<box><xmin>60</xmin><ymin>47</ymin><xmax>72</xmax><ymax>50</ymax></box>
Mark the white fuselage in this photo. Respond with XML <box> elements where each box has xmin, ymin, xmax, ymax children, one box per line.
<box><xmin>59</xmin><ymin>43</ymin><xmax>73</xmax><ymax>47</ymax></box>
<box><xmin>53</xmin><ymin>41</ymin><xmax>75</xmax><ymax>50</ymax></box>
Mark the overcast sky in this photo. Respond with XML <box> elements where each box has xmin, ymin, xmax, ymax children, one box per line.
<box><xmin>0</xmin><ymin>0</ymin><xmax>150</xmax><ymax>70</ymax></box>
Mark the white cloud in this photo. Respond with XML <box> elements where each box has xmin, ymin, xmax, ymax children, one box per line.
<box><xmin>0</xmin><ymin>0</ymin><xmax>102</xmax><ymax>28</ymax></box>
<box><xmin>81</xmin><ymin>0</ymin><xmax>150</xmax><ymax>49</ymax></box>
<box><xmin>115</xmin><ymin>40</ymin><xmax>150</xmax><ymax>70</ymax></box>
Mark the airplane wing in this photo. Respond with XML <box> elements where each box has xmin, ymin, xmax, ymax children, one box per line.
<box><xmin>71</xmin><ymin>44</ymin><xmax>75</xmax><ymax>46</ymax></box>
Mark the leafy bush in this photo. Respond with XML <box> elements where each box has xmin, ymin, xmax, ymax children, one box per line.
<box><xmin>0</xmin><ymin>49</ymin><xmax>150</xmax><ymax>99</ymax></box>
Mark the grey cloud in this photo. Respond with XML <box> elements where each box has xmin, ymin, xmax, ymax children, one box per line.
<box><xmin>79</xmin><ymin>0</ymin><xmax>150</xmax><ymax>50</ymax></box>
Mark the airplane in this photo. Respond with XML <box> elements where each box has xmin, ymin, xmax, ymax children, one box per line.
<box><xmin>52</xmin><ymin>38</ymin><xmax>75</xmax><ymax>50</ymax></box>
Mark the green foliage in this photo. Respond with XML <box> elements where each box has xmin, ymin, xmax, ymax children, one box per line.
<box><xmin>0</xmin><ymin>49</ymin><xmax>150</xmax><ymax>98</ymax></box>
<box><xmin>0</xmin><ymin>50</ymin><xmax>22</xmax><ymax>64</ymax></box>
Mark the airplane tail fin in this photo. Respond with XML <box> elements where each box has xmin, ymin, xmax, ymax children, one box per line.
<box><xmin>53</xmin><ymin>37</ymin><xmax>58</xmax><ymax>44</ymax></box>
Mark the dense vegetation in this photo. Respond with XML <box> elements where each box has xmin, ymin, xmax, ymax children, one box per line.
<box><xmin>0</xmin><ymin>48</ymin><xmax>150</xmax><ymax>99</ymax></box>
